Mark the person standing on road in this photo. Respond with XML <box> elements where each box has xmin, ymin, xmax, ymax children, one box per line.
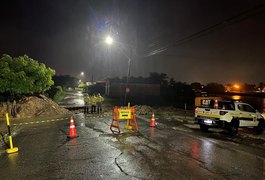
<box><xmin>91</xmin><ymin>94</ymin><xmax>97</xmax><ymax>113</ymax></box>
<box><xmin>96</xmin><ymin>93</ymin><xmax>104</xmax><ymax>114</ymax></box>
<box><xmin>84</xmin><ymin>95</ymin><xmax>90</xmax><ymax>114</ymax></box>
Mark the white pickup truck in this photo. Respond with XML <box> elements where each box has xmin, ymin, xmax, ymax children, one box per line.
<box><xmin>194</xmin><ymin>100</ymin><xmax>264</xmax><ymax>135</ymax></box>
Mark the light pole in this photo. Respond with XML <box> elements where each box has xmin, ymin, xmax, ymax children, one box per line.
<box><xmin>123</xmin><ymin>57</ymin><xmax>131</xmax><ymax>106</ymax></box>
<box><xmin>104</xmin><ymin>35</ymin><xmax>132</xmax><ymax>106</ymax></box>
<box><xmin>80</xmin><ymin>72</ymin><xmax>85</xmax><ymax>83</ymax></box>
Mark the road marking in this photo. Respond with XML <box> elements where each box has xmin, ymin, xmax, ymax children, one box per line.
<box><xmin>12</xmin><ymin>117</ymin><xmax>68</xmax><ymax>126</ymax></box>
<box><xmin>11</xmin><ymin>116</ymin><xmax>107</xmax><ymax>126</ymax></box>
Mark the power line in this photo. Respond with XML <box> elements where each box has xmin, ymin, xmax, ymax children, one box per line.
<box><xmin>143</xmin><ymin>3</ymin><xmax>265</xmax><ymax>57</ymax></box>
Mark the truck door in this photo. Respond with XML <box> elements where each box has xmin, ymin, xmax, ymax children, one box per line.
<box><xmin>237</xmin><ymin>104</ymin><xmax>258</xmax><ymax>127</ymax></box>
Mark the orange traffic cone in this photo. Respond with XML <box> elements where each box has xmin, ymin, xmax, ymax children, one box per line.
<box><xmin>214</xmin><ymin>99</ymin><xmax>218</xmax><ymax>109</ymax></box>
<box><xmin>150</xmin><ymin>112</ymin><xmax>156</xmax><ymax>127</ymax></box>
<box><xmin>67</xmin><ymin>116</ymin><xmax>78</xmax><ymax>138</ymax></box>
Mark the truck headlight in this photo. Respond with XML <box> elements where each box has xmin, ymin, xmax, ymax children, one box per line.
<box><xmin>204</xmin><ymin>119</ymin><xmax>213</xmax><ymax>124</ymax></box>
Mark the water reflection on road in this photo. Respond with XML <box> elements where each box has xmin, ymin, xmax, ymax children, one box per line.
<box><xmin>7</xmin><ymin>153</ymin><xmax>19</xmax><ymax>171</ymax></box>
<box><xmin>58</xmin><ymin>90</ymin><xmax>84</xmax><ymax>107</ymax></box>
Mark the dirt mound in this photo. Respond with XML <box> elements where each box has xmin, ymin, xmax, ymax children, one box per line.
<box><xmin>133</xmin><ymin>105</ymin><xmax>178</xmax><ymax>115</ymax></box>
<box><xmin>133</xmin><ymin>105</ymin><xmax>154</xmax><ymax>115</ymax></box>
<box><xmin>156</xmin><ymin>106</ymin><xmax>193</xmax><ymax>116</ymax></box>
<box><xmin>0</xmin><ymin>95</ymin><xmax>69</xmax><ymax>118</ymax></box>
<box><xmin>132</xmin><ymin>105</ymin><xmax>193</xmax><ymax>117</ymax></box>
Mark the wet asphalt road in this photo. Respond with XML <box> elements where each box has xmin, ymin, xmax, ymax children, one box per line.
<box><xmin>0</xmin><ymin>112</ymin><xmax>265</xmax><ymax>180</ymax></box>
<box><xmin>58</xmin><ymin>90</ymin><xmax>85</xmax><ymax>108</ymax></box>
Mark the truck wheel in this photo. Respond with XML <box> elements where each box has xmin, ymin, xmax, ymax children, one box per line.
<box><xmin>228</xmin><ymin>120</ymin><xmax>239</xmax><ymax>136</ymax></box>
<box><xmin>254</xmin><ymin>119</ymin><xmax>264</xmax><ymax>134</ymax></box>
<box><xmin>200</xmin><ymin>124</ymin><xmax>209</xmax><ymax>132</ymax></box>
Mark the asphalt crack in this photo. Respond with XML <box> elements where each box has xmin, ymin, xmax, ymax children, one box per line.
<box><xmin>114</xmin><ymin>152</ymin><xmax>143</xmax><ymax>180</ymax></box>
<box><xmin>114</xmin><ymin>152</ymin><xmax>129</xmax><ymax>176</ymax></box>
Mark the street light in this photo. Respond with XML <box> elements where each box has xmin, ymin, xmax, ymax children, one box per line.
<box><xmin>80</xmin><ymin>72</ymin><xmax>85</xmax><ymax>84</ymax></box>
<box><xmin>105</xmin><ymin>35</ymin><xmax>113</xmax><ymax>45</ymax></box>
<box><xmin>104</xmin><ymin>35</ymin><xmax>131</xmax><ymax>106</ymax></box>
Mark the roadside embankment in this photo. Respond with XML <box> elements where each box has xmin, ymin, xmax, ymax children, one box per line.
<box><xmin>0</xmin><ymin>95</ymin><xmax>69</xmax><ymax>119</ymax></box>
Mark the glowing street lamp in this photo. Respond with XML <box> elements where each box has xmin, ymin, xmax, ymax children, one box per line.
<box><xmin>80</xmin><ymin>72</ymin><xmax>84</xmax><ymax>76</ymax></box>
<box><xmin>105</xmin><ymin>35</ymin><xmax>113</xmax><ymax>45</ymax></box>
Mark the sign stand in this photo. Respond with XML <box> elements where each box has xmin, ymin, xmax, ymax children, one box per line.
<box><xmin>110</xmin><ymin>104</ymin><xmax>138</xmax><ymax>134</ymax></box>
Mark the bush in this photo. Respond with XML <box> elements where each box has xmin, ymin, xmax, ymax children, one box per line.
<box><xmin>46</xmin><ymin>86</ymin><xmax>64</xmax><ymax>102</ymax></box>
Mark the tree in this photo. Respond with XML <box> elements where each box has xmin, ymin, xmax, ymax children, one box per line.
<box><xmin>191</xmin><ymin>82</ymin><xmax>202</xmax><ymax>91</ymax></box>
<box><xmin>169</xmin><ymin>78</ymin><xmax>176</xmax><ymax>87</ymax></box>
<box><xmin>204</xmin><ymin>83</ymin><xmax>225</xmax><ymax>93</ymax></box>
<box><xmin>46</xmin><ymin>86</ymin><xmax>64</xmax><ymax>102</ymax></box>
<box><xmin>0</xmin><ymin>54</ymin><xmax>55</xmax><ymax>116</ymax></box>
<box><xmin>53</xmin><ymin>75</ymin><xmax>78</xmax><ymax>88</ymax></box>
<box><xmin>148</xmin><ymin>72</ymin><xmax>168</xmax><ymax>86</ymax></box>
<box><xmin>164</xmin><ymin>80</ymin><xmax>194</xmax><ymax>107</ymax></box>
<box><xmin>242</xmin><ymin>83</ymin><xmax>256</xmax><ymax>92</ymax></box>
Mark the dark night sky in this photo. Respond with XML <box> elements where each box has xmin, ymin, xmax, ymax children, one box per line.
<box><xmin>1</xmin><ymin>0</ymin><xmax>265</xmax><ymax>84</ymax></box>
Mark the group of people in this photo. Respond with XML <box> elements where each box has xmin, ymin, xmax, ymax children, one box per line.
<box><xmin>83</xmin><ymin>93</ymin><xmax>104</xmax><ymax>114</ymax></box>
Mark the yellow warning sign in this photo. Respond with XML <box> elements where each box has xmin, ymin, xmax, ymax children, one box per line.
<box><xmin>118</xmin><ymin>109</ymin><xmax>131</xmax><ymax>119</ymax></box>
<box><xmin>110</xmin><ymin>106</ymin><xmax>139</xmax><ymax>134</ymax></box>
